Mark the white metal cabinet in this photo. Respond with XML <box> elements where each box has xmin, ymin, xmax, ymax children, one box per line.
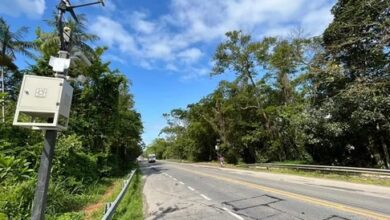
<box><xmin>13</xmin><ymin>75</ymin><xmax>73</xmax><ymax>130</ymax></box>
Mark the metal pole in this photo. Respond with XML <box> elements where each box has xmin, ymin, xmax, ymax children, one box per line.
<box><xmin>31</xmin><ymin>51</ymin><xmax>67</xmax><ymax>219</ymax></box>
<box><xmin>30</xmin><ymin>4</ymin><xmax>69</xmax><ymax>217</ymax></box>
<box><xmin>31</xmin><ymin>130</ymin><xmax>57</xmax><ymax>220</ymax></box>
<box><xmin>30</xmin><ymin>2</ymin><xmax>103</xmax><ymax>218</ymax></box>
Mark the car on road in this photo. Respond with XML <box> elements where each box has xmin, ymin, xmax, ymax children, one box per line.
<box><xmin>148</xmin><ymin>154</ymin><xmax>156</xmax><ymax>163</ymax></box>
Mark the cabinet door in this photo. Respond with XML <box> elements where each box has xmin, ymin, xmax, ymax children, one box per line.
<box><xmin>19</xmin><ymin>76</ymin><xmax>63</xmax><ymax>112</ymax></box>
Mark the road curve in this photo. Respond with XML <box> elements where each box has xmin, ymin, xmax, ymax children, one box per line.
<box><xmin>141</xmin><ymin>161</ymin><xmax>390</xmax><ymax>220</ymax></box>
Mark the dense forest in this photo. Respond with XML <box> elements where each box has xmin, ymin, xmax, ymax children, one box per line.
<box><xmin>0</xmin><ymin>16</ymin><xmax>143</xmax><ymax>218</ymax></box>
<box><xmin>146</xmin><ymin>0</ymin><xmax>390</xmax><ymax>168</ymax></box>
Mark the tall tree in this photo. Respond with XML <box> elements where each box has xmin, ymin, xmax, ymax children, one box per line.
<box><xmin>311</xmin><ymin>0</ymin><xmax>390</xmax><ymax>168</ymax></box>
<box><xmin>323</xmin><ymin>0</ymin><xmax>389</xmax><ymax>79</ymax></box>
<box><xmin>0</xmin><ymin>18</ymin><xmax>34</xmax><ymax>122</ymax></box>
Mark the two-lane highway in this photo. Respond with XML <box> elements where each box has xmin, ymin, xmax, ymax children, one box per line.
<box><xmin>141</xmin><ymin>161</ymin><xmax>390</xmax><ymax>220</ymax></box>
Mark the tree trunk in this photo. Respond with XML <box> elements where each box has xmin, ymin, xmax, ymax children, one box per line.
<box><xmin>380</xmin><ymin>135</ymin><xmax>390</xmax><ymax>169</ymax></box>
<box><xmin>376</xmin><ymin>123</ymin><xmax>389</xmax><ymax>169</ymax></box>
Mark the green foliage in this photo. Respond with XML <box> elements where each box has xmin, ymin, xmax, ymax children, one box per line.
<box><xmin>0</xmin><ymin>179</ymin><xmax>35</xmax><ymax>219</ymax></box>
<box><xmin>52</xmin><ymin>134</ymin><xmax>98</xmax><ymax>187</ymax></box>
<box><xmin>150</xmin><ymin>0</ymin><xmax>390</xmax><ymax>170</ymax></box>
<box><xmin>112</xmin><ymin>170</ymin><xmax>143</xmax><ymax>220</ymax></box>
<box><xmin>154</xmin><ymin>31</ymin><xmax>315</xmax><ymax>164</ymax></box>
<box><xmin>0</xmin><ymin>16</ymin><xmax>144</xmax><ymax>218</ymax></box>
<box><xmin>309</xmin><ymin>0</ymin><xmax>390</xmax><ymax>168</ymax></box>
<box><xmin>48</xmin><ymin>212</ymin><xmax>84</xmax><ymax>220</ymax></box>
<box><xmin>0</xmin><ymin>154</ymin><xmax>34</xmax><ymax>183</ymax></box>
<box><xmin>0</xmin><ymin>17</ymin><xmax>35</xmax><ymax>62</ymax></box>
<box><xmin>323</xmin><ymin>0</ymin><xmax>389</xmax><ymax>78</ymax></box>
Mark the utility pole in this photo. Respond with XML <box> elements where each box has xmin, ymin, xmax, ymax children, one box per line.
<box><xmin>28</xmin><ymin>1</ymin><xmax>105</xmax><ymax>219</ymax></box>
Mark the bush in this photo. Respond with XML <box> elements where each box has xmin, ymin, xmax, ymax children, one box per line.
<box><xmin>52</xmin><ymin>135</ymin><xmax>99</xmax><ymax>186</ymax></box>
<box><xmin>0</xmin><ymin>179</ymin><xmax>36</xmax><ymax>219</ymax></box>
<box><xmin>112</xmin><ymin>170</ymin><xmax>143</xmax><ymax>220</ymax></box>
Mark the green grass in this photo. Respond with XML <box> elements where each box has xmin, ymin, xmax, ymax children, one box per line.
<box><xmin>112</xmin><ymin>170</ymin><xmax>144</xmax><ymax>220</ymax></box>
<box><xmin>87</xmin><ymin>177</ymin><xmax>126</xmax><ymax>220</ymax></box>
<box><xmin>258</xmin><ymin>168</ymin><xmax>390</xmax><ymax>187</ymax></box>
<box><xmin>47</xmin><ymin>164</ymin><xmax>140</xmax><ymax>219</ymax></box>
<box><xmin>47</xmin><ymin>177</ymin><xmax>120</xmax><ymax>220</ymax></box>
<box><xmin>76</xmin><ymin>168</ymin><xmax>144</xmax><ymax>220</ymax></box>
<box><xmin>184</xmin><ymin>161</ymin><xmax>390</xmax><ymax>187</ymax></box>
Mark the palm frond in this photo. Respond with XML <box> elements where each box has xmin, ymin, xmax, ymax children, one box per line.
<box><xmin>0</xmin><ymin>18</ymin><xmax>35</xmax><ymax>60</ymax></box>
<box><xmin>0</xmin><ymin>54</ymin><xmax>17</xmax><ymax>70</ymax></box>
<box><xmin>11</xmin><ymin>26</ymin><xmax>28</xmax><ymax>41</ymax></box>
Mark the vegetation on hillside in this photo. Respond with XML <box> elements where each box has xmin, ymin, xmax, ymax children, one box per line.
<box><xmin>146</xmin><ymin>0</ymin><xmax>390</xmax><ymax>168</ymax></box>
<box><xmin>0</xmin><ymin>16</ymin><xmax>143</xmax><ymax>218</ymax></box>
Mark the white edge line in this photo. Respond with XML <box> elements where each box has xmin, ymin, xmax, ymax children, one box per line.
<box><xmin>187</xmin><ymin>186</ymin><xmax>195</xmax><ymax>191</ymax></box>
<box><xmin>179</xmin><ymin>181</ymin><xmax>185</xmax><ymax>185</ymax></box>
<box><xmin>200</xmin><ymin>194</ymin><xmax>211</xmax><ymax>201</ymax></box>
<box><xmin>223</xmin><ymin>207</ymin><xmax>244</xmax><ymax>220</ymax></box>
<box><xmin>173</xmin><ymin>178</ymin><xmax>178</xmax><ymax>181</ymax></box>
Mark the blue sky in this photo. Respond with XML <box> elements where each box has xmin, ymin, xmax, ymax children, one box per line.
<box><xmin>1</xmin><ymin>0</ymin><xmax>335</xmax><ymax>145</ymax></box>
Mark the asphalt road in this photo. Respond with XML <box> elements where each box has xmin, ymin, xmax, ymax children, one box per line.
<box><xmin>140</xmin><ymin>161</ymin><xmax>390</xmax><ymax>220</ymax></box>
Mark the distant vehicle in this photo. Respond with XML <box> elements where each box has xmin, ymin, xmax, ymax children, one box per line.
<box><xmin>148</xmin><ymin>154</ymin><xmax>156</xmax><ymax>163</ymax></box>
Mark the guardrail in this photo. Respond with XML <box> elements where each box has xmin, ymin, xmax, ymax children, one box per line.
<box><xmin>102</xmin><ymin>169</ymin><xmax>137</xmax><ymax>220</ymax></box>
<box><xmin>236</xmin><ymin>163</ymin><xmax>390</xmax><ymax>177</ymax></box>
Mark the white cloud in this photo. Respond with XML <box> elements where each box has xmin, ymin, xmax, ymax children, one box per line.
<box><xmin>166</xmin><ymin>63</ymin><xmax>178</xmax><ymax>71</ymax></box>
<box><xmin>302</xmin><ymin>7</ymin><xmax>334</xmax><ymax>36</ymax></box>
<box><xmin>165</xmin><ymin>0</ymin><xmax>334</xmax><ymax>41</ymax></box>
<box><xmin>146</xmin><ymin>42</ymin><xmax>172</xmax><ymax>60</ymax></box>
<box><xmin>0</xmin><ymin>0</ymin><xmax>45</xmax><ymax>18</ymax></box>
<box><xmin>139</xmin><ymin>60</ymin><xmax>153</xmax><ymax>70</ymax></box>
<box><xmin>90</xmin><ymin>0</ymin><xmax>335</xmax><ymax>79</ymax></box>
<box><xmin>90</xmin><ymin>16</ymin><xmax>137</xmax><ymax>54</ymax></box>
<box><xmin>178</xmin><ymin>48</ymin><xmax>203</xmax><ymax>63</ymax></box>
<box><xmin>180</xmin><ymin>66</ymin><xmax>210</xmax><ymax>81</ymax></box>
<box><xmin>130</xmin><ymin>12</ymin><xmax>156</xmax><ymax>34</ymax></box>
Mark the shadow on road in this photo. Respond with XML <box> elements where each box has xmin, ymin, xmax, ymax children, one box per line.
<box><xmin>139</xmin><ymin>160</ymin><xmax>169</xmax><ymax>177</ymax></box>
<box><xmin>149</xmin><ymin>204</ymin><xmax>193</xmax><ymax>220</ymax></box>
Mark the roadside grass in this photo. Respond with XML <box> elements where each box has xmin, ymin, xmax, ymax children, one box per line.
<box><xmin>186</xmin><ymin>161</ymin><xmax>390</xmax><ymax>187</ymax></box>
<box><xmin>263</xmin><ymin>168</ymin><xmax>390</xmax><ymax>187</ymax></box>
<box><xmin>78</xmin><ymin>168</ymin><xmax>143</xmax><ymax>220</ymax></box>
<box><xmin>112</xmin><ymin>170</ymin><xmax>143</xmax><ymax>220</ymax></box>
<box><xmin>48</xmin><ymin>164</ymin><xmax>140</xmax><ymax>219</ymax></box>
<box><xmin>46</xmin><ymin>177</ymin><xmax>119</xmax><ymax>220</ymax></box>
<box><xmin>84</xmin><ymin>177</ymin><xmax>125</xmax><ymax>220</ymax></box>
<box><xmin>81</xmin><ymin>168</ymin><xmax>143</xmax><ymax>220</ymax></box>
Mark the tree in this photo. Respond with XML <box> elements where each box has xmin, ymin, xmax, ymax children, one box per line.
<box><xmin>150</xmin><ymin>0</ymin><xmax>389</xmax><ymax>169</ymax></box>
<box><xmin>0</xmin><ymin>17</ymin><xmax>144</xmax><ymax>217</ymax></box>
<box><xmin>211</xmin><ymin>31</ymin><xmax>314</xmax><ymax>162</ymax></box>
<box><xmin>33</xmin><ymin>14</ymin><xmax>98</xmax><ymax>78</ymax></box>
<box><xmin>0</xmin><ymin>17</ymin><xmax>35</xmax><ymax>122</ymax></box>
<box><xmin>310</xmin><ymin>0</ymin><xmax>390</xmax><ymax>168</ymax></box>
<box><xmin>323</xmin><ymin>0</ymin><xmax>389</xmax><ymax>80</ymax></box>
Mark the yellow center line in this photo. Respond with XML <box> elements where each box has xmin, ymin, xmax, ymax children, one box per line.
<box><xmin>174</xmin><ymin>164</ymin><xmax>390</xmax><ymax>220</ymax></box>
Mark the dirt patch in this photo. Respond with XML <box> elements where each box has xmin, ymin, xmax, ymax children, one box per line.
<box><xmin>83</xmin><ymin>182</ymin><xmax>117</xmax><ymax>220</ymax></box>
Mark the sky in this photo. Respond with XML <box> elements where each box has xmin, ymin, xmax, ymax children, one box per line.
<box><xmin>1</xmin><ymin>0</ymin><xmax>336</xmax><ymax>145</ymax></box>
